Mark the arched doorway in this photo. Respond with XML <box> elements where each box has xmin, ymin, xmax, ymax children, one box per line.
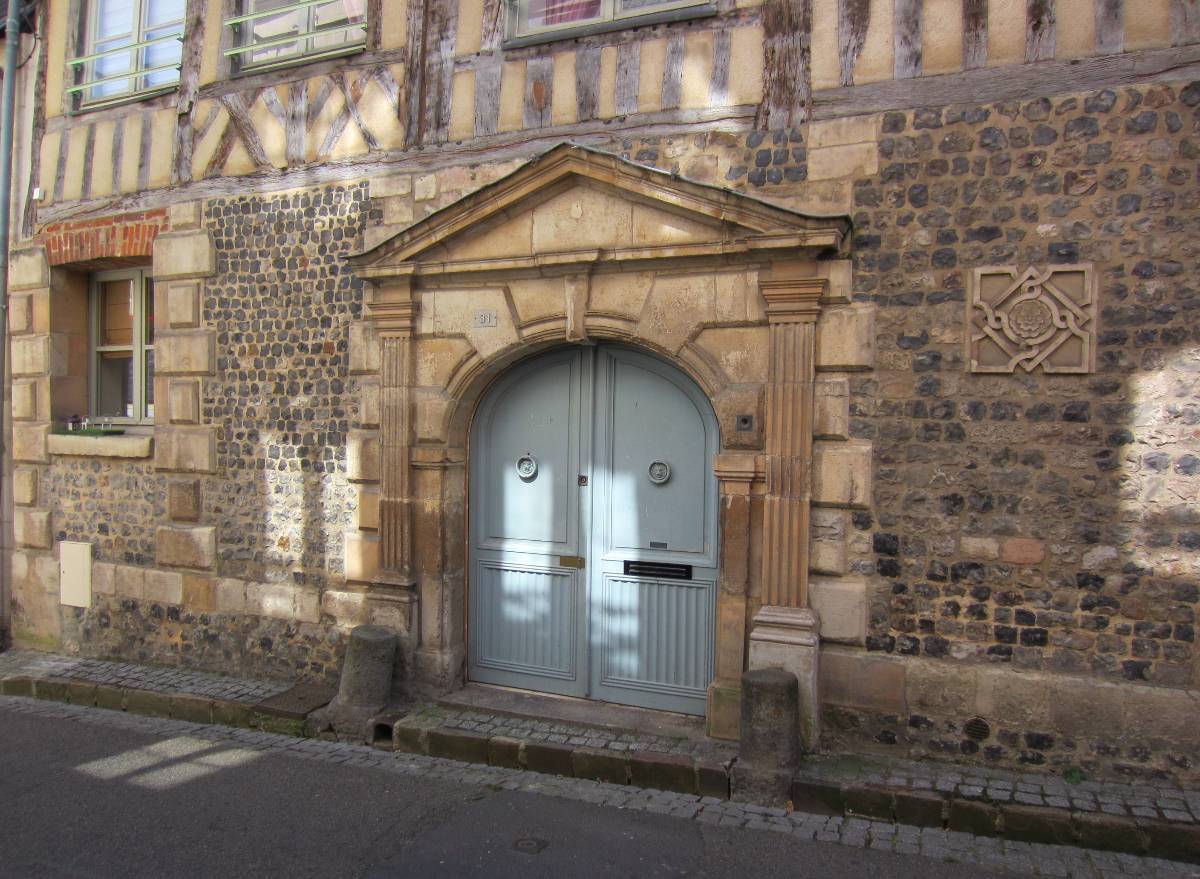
<box><xmin>468</xmin><ymin>344</ymin><xmax>720</xmax><ymax>715</ymax></box>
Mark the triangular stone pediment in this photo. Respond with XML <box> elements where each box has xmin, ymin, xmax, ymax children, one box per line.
<box><xmin>350</xmin><ymin>144</ymin><xmax>850</xmax><ymax>280</ymax></box>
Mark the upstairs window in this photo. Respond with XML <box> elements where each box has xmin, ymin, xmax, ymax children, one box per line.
<box><xmin>225</xmin><ymin>0</ymin><xmax>367</xmax><ymax>72</ymax></box>
<box><xmin>70</xmin><ymin>0</ymin><xmax>184</xmax><ymax>106</ymax></box>
<box><xmin>91</xmin><ymin>269</ymin><xmax>155</xmax><ymax>424</ymax></box>
<box><xmin>507</xmin><ymin>0</ymin><xmax>713</xmax><ymax>44</ymax></box>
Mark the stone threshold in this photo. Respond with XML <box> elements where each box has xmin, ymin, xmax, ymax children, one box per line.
<box><xmin>791</xmin><ymin>758</ymin><xmax>1200</xmax><ymax>865</ymax></box>
<box><xmin>438</xmin><ymin>683</ymin><xmax>715</xmax><ymax>743</ymax></box>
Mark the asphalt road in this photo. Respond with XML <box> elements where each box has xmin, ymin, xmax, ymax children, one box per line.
<box><xmin>0</xmin><ymin>703</ymin><xmax>1014</xmax><ymax>879</ymax></box>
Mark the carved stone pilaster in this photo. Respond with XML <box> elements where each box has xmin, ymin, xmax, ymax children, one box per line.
<box><xmin>750</xmin><ymin>270</ymin><xmax>825</xmax><ymax>751</ymax></box>
<box><xmin>758</xmin><ymin>274</ymin><xmax>824</xmax><ymax>610</ymax></box>
<box><xmin>366</xmin><ymin>280</ymin><xmax>419</xmax><ymax>584</ymax></box>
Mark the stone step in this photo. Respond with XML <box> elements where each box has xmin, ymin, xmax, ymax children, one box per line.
<box><xmin>0</xmin><ymin>673</ymin><xmax>323</xmax><ymax>737</ymax></box>
<box><xmin>376</xmin><ymin>714</ymin><xmax>733</xmax><ymax>800</ymax></box>
<box><xmin>790</xmin><ymin>776</ymin><xmax>1200</xmax><ymax>864</ymax></box>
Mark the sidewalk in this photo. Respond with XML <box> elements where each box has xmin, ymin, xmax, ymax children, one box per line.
<box><xmin>2</xmin><ymin>648</ymin><xmax>1197</xmax><ymax>867</ymax></box>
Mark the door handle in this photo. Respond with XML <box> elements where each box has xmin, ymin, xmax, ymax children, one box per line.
<box><xmin>558</xmin><ymin>555</ymin><xmax>585</xmax><ymax>569</ymax></box>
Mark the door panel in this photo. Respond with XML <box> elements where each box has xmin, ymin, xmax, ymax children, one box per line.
<box><xmin>589</xmin><ymin>347</ymin><xmax>718</xmax><ymax>714</ymax></box>
<box><xmin>472</xmin><ymin>560</ymin><xmax>580</xmax><ymax>681</ymax></box>
<box><xmin>469</xmin><ymin>349</ymin><xmax>588</xmax><ymax>697</ymax></box>
<box><xmin>468</xmin><ymin>345</ymin><xmax>717</xmax><ymax>715</ymax></box>
<box><xmin>604</xmin><ymin>358</ymin><xmax>711</xmax><ymax>559</ymax></box>
<box><xmin>478</xmin><ymin>354</ymin><xmax>581</xmax><ymax>551</ymax></box>
<box><xmin>594</xmin><ymin>573</ymin><xmax>714</xmax><ymax>700</ymax></box>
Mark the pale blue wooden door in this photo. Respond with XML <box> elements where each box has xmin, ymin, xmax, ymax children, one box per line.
<box><xmin>468</xmin><ymin>348</ymin><xmax>591</xmax><ymax>697</ymax></box>
<box><xmin>468</xmin><ymin>345</ymin><xmax>717</xmax><ymax>715</ymax></box>
<box><xmin>588</xmin><ymin>347</ymin><xmax>718</xmax><ymax>715</ymax></box>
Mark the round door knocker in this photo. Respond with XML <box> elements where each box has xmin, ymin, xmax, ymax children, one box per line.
<box><xmin>647</xmin><ymin>460</ymin><xmax>671</xmax><ymax>485</ymax></box>
<box><xmin>515</xmin><ymin>453</ymin><xmax>538</xmax><ymax>482</ymax></box>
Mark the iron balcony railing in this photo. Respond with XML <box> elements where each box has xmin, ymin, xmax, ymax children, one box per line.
<box><xmin>66</xmin><ymin>33</ymin><xmax>183</xmax><ymax>96</ymax></box>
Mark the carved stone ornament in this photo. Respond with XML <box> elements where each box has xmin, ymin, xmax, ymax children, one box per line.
<box><xmin>968</xmin><ymin>265</ymin><xmax>1097</xmax><ymax>374</ymax></box>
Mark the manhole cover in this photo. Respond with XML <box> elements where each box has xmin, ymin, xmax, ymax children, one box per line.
<box><xmin>512</xmin><ymin>836</ymin><xmax>548</xmax><ymax>855</ymax></box>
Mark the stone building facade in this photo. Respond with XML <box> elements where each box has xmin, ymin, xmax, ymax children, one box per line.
<box><xmin>4</xmin><ymin>0</ymin><xmax>1199</xmax><ymax>784</ymax></box>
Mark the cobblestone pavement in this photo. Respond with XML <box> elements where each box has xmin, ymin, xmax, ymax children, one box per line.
<box><xmin>2</xmin><ymin>695</ymin><xmax>1196</xmax><ymax>879</ymax></box>
<box><xmin>801</xmin><ymin>754</ymin><xmax>1200</xmax><ymax>824</ymax></box>
<box><xmin>0</xmin><ymin>650</ymin><xmax>289</xmax><ymax>704</ymax></box>
<box><xmin>414</xmin><ymin>703</ymin><xmax>737</xmax><ymax>764</ymax></box>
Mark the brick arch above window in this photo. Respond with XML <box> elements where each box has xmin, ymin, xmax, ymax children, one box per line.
<box><xmin>43</xmin><ymin>209</ymin><xmax>169</xmax><ymax>267</ymax></box>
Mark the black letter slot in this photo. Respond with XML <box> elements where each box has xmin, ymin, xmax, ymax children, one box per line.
<box><xmin>623</xmin><ymin>560</ymin><xmax>693</xmax><ymax>581</ymax></box>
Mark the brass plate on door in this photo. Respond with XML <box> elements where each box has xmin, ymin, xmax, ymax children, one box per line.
<box><xmin>558</xmin><ymin>555</ymin><xmax>586</xmax><ymax>569</ymax></box>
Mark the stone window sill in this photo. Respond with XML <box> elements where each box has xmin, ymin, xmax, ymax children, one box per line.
<box><xmin>47</xmin><ymin>434</ymin><xmax>154</xmax><ymax>459</ymax></box>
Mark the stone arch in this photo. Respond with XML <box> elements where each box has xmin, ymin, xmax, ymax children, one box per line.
<box><xmin>443</xmin><ymin>326</ymin><xmax>730</xmax><ymax>457</ymax></box>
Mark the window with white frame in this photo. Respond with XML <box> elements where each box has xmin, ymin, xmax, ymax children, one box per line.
<box><xmin>91</xmin><ymin>269</ymin><xmax>155</xmax><ymax>423</ymax></box>
<box><xmin>507</xmin><ymin>0</ymin><xmax>712</xmax><ymax>42</ymax></box>
<box><xmin>225</xmin><ymin>0</ymin><xmax>367</xmax><ymax>71</ymax></box>
<box><xmin>70</xmin><ymin>0</ymin><xmax>184</xmax><ymax>105</ymax></box>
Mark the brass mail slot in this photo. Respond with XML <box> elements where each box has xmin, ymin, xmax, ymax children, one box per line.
<box><xmin>558</xmin><ymin>555</ymin><xmax>585</xmax><ymax>569</ymax></box>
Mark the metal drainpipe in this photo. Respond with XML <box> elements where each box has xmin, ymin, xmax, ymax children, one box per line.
<box><xmin>0</xmin><ymin>0</ymin><xmax>25</xmax><ymax>647</ymax></box>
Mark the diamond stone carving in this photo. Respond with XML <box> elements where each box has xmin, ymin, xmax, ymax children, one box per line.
<box><xmin>968</xmin><ymin>265</ymin><xmax>1097</xmax><ymax>374</ymax></box>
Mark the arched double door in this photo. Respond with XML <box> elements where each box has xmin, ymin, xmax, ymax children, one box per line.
<box><xmin>468</xmin><ymin>344</ymin><xmax>719</xmax><ymax>715</ymax></box>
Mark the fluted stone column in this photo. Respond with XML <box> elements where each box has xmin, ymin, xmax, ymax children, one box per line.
<box><xmin>748</xmin><ymin>267</ymin><xmax>825</xmax><ymax>750</ymax></box>
<box><xmin>365</xmin><ymin>280</ymin><xmax>419</xmax><ymax>609</ymax></box>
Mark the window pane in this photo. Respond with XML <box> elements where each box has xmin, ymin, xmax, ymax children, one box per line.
<box><xmin>619</xmin><ymin>0</ymin><xmax>705</xmax><ymax>10</ymax></box>
<box><xmin>244</xmin><ymin>0</ymin><xmax>365</xmax><ymax>65</ymax></box>
<box><xmin>141</xmin><ymin>25</ymin><xmax>183</xmax><ymax>87</ymax></box>
<box><xmin>310</xmin><ymin>0</ymin><xmax>366</xmax><ymax>52</ymax></box>
<box><xmin>97</xmin><ymin>351</ymin><xmax>136</xmax><ymax>418</ymax></box>
<box><xmin>83</xmin><ymin>0</ymin><xmax>181</xmax><ymax>100</ymax></box>
<box><xmin>100</xmin><ymin>279</ymin><xmax>135</xmax><ymax>347</ymax></box>
<box><xmin>314</xmin><ymin>0</ymin><xmax>366</xmax><ymax>27</ymax></box>
<box><xmin>247</xmin><ymin>0</ymin><xmax>303</xmax><ymax>66</ymax></box>
<box><xmin>145</xmin><ymin>0</ymin><xmax>185</xmax><ymax>28</ymax></box>
<box><xmin>91</xmin><ymin>43</ymin><xmax>134</xmax><ymax>99</ymax></box>
<box><xmin>144</xmin><ymin>280</ymin><xmax>155</xmax><ymax>345</ymax></box>
<box><xmin>527</xmin><ymin>0</ymin><xmax>602</xmax><ymax>28</ymax></box>
<box><xmin>144</xmin><ymin>348</ymin><xmax>155</xmax><ymax>420</ymax></box>
<box><xmin>96</xmin><ymin>0</ymin><xmax>136</xmax><ymax>40</ymax></box>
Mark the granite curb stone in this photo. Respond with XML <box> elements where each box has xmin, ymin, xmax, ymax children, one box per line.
<box><xmin>572</xmin><ymin>747</ymin><xmax>631</xmax><ymax>785</ymax></box>
<box><xmin>523</xmin><ymin>740</ymin><xmax>576</xmax><ymax>776</ymax></box>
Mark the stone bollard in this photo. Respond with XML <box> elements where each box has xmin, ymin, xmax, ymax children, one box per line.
<box><xmin>337</xmin><ymin>624</ymin><xmax>398</xmax><ymax>709</ymax></box>
<box><xmin>310</xmin><ymin>624</ymin><xmax>398</xmax><ymax>741</ymax></box>
<box><xmin>732</xmin><ymin>668</ymin><xmax>801</xmax><ymax>804</ymax></box>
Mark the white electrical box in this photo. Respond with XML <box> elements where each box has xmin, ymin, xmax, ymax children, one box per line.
<box><xmin>59</xmin><ymin>541</ymin><xmax>93</xmax><ymax>608</ymax></box>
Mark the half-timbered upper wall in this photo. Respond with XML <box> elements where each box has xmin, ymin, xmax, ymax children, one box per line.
<box><xmin>28</xmin><ymin>0</ymin><xmax>1198</xmax><ymax>219</ymax></box>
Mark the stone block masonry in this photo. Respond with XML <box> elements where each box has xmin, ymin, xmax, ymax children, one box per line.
<box><xmin>9</xmin><ymin>80</ymin><xmax>1198</xmax><ymax>788</ymax></box>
